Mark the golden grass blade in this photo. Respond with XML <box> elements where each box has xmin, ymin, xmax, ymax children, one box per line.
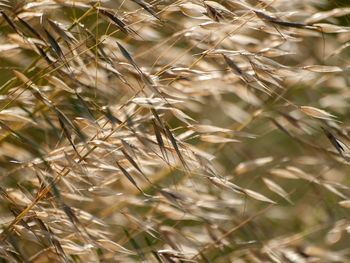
<box><xmin>179</xmin><ymin>3</ymin><xmax>207</xmax><ymax>19</ymax></box>
<box><xmin>235</xmin><ymin>157</ymin><xmax>274</xmax><ymax>175</ymax></box>
<box><xmin>199</xmin><ymin>135</ymin><xmax>239</xmax><ymax>143</ymax></box>
<box><xmin>314</xmin><ymin>23</ymin><xmax>350</xmax><ymax>33</ymax></box>
<box><xmin>306</xmin><ymin>8</ymin><xmax>350</xmax><ymax>24</ymax></box>
<box><xmin>338</xmin><ymin>200</ymin><xmax>350</xmax><ymax>208</ymax></box>
<box><xmin>300</xmin><ymin>106</ymin><xmax>337</xmax><ymax>121</ymax></box>
<box><xmin>303</xmin><ymin>65</ymin><xmax>342</xmax><ymax>73</ymax></box>
<box><xmin>190</xmin><ymin>124</ymin><xmax>232</xmax><ymax>134</ymax></box>
<box><xmin>45</xmin><ymin>75</ymin><xmax>75</xmax><ymax>93</ymax></box>
<box><xmin>242</xmin><ymin>188</ymin><xmax>276</xmax><ymax>204</ymax></box>
<box><xmin>97</xmin><ymin>239</ymin><xmax>135</xmax><ymax>254</ymax></box>
<box><xmin>262</xmin><ymin>177</ymin><xmax>293</xmax><ymax>204</ymax></box>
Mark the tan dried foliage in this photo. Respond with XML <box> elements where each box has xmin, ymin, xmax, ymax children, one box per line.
<box><xmin>0</xmin><ymin>0</ymin><xmax>349</xmax><ymax>262</ymax></box>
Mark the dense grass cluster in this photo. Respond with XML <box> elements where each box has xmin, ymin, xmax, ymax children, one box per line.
<box><xmin>0</xmin><ymin>0</ymin><xmax>350</xmax><ymax>262</ymax></box>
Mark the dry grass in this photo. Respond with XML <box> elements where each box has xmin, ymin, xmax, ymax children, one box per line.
<box><xmin>0</xmin><ymin>0</ymin><xmax>350</xmax><ymax>262</ymax></box>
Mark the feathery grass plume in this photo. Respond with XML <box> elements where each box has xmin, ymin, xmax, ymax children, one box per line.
<box><xmin>1</xmin><ymin>0</ymin><xmax>350</xmax><ymax>262</ymax></box>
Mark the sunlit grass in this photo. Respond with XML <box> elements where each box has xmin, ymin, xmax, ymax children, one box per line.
<box><xmin>0</xmin><ymin>0</ymin><xmax>350</xmax><ymax>262</ymax></box>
